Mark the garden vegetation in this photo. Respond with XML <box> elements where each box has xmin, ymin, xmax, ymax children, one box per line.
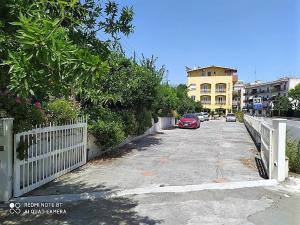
<box><xmin>0</xmin><ymin>0</ymin><xmax>202</xmax><ymax>151</ymax></box>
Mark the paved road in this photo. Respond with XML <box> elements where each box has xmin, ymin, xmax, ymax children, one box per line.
<box><xmin>25</xmin><ymin>120</ymin><xmax>261</xmax><ymax>195</ymax></box>
<box><xmin>286</xmin><ymin>120</ymin><xmax>300</xmax><ymax>139</ymax></box>
<box><xmin>1</xmin><ymin>120</ymin><xmax>300</xmax><ymax>225</ymax></box>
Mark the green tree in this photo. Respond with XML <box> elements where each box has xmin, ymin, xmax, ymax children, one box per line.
<box><xmin>288</xmin><ymin>84</ymin><xmax>300</xmax><ymax>110</ymax></box>
<box><xmin>175</xmin><ymin>84</ymin><xmax>202</xmax><ymax>115</ymax></box>
<box><xmin>1</xmin><ymin>0</ymin><xmax>134</xmax><ymax>102</ymax></box>
<box><xmin>274</xmin><ymin>96</ymin><xmax>291</xmax><ymax>116</ymax></box>
<box><xmin>154</xmin><ymin>84</ymin><xmax>178</xmax><ymax>116</ymax></box>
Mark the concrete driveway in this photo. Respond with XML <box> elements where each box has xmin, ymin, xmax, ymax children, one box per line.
<box><xmin>27</xmin><ymin>119</ymin><xmax>262</xmax><ymax>196</ymax></box>
<box><xmin>2</xmin><ymin>120</ymin><xmax>300</xmax><ymax>225</ymax></box>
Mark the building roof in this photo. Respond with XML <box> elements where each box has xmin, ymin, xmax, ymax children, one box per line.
<box><xmin>244</xmin><ymin>77</ymin><xmax>300</xmax><ymax>89</ymax></box>
<box><xmin>186</xmin><ymin>65</ymin><xmax>237</xmax><ymax>73</ymax></box>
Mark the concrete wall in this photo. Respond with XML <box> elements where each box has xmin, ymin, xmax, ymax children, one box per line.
<box><xmin>87</xmin><ymin>117</ymin><xmax>175</xmax><ymax>160</ymax></box>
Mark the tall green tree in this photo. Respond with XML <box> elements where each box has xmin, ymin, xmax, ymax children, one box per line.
<box><xmin>274</xmin><ymin>96</ymin><xmax>291</xmax><ymax>116</ymax></box>
<box><xmin>175</xmin><ymin>84</ymin><xmax>202</xmax><ymax>115</ymax></box>
<box><xmin>0</xmin><ymin>0</ymin><xmax>134</xmax><ymax>102</ymax></box>
<box><xmin>288</xmin><ymin>84</ymin><xmax>300</xmax><ymax>110</ymax></box>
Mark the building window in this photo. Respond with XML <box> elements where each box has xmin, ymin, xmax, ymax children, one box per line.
<box><xmin>203</xmin><ymin>84</ymin><xmax>209</xmax><ymax>90</ymax></box>
<box><xmin>189</xmin><ymin>83</ymin><xmax>196</xmax><ymax>90</ymax></box>
<box><xmin>191</xmin><ymin>96</ymin><xmax>196</xmax><ymax>101</ymax></box>
<box><xmin>201</xmin><ymin>71</ymin><xmax>205</xmax><ymax>76</ymax></box>
<box><xmin>207</xmin><ymin>72</ymin><xmax>211</xmax><ymax>76</ymax></box>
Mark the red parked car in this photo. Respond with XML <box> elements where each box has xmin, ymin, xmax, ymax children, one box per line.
<box><xmin>178</xmin><ymin>113</ymin><xmax>200</xmax><ymax>129</ymax></box>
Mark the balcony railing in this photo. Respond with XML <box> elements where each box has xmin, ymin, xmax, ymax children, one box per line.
<box><xmin>232</xmin><ymin>101</ymin><xmax>239</xmax><ymax>106</ymax></box>
<box><xmin>215</xmin><ymin>101</ymin><xmax>226</xmax><ymax>105</ymax></box>
<box><xmin>200</xmin><ymin>89</ymin><xmax>211</xmax><ymax>93</ymax></box>
<box><xmin>201</xmin><ymin>101</ymin><xmax>211</xmax><ymax>105</ymax></box>
<box><xmin>215</xmin><ymin>89</ymin><xmax>226</xmax><ymax>93</ymax></box>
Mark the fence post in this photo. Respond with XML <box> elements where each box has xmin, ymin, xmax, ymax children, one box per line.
<box><xmin>83</xmin><ymin>119</ymin><xmax>88</xmax><ymax>164</ymax></box>
<box><xmin>272</xmin><ymin>119</ymin><xmax>287</xmax><ymax>182</ymax></box>
<box><xmin>0</xmin><ymin>118</ymin><xmax>14</xmax><ymax>201</ymax></box>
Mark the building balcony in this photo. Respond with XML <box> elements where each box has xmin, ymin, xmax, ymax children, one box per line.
<box><xmin>201</xmin><ymin>101</ymin><xmax>211</xmax><ymax>105</ymax></box>
<box><xmin>200</xmin><ymin>89</ymin><xmax>211</xmax><ymax>93</ymax></box>
<box><xmin>216</xmin><ymin>89</ymin><xmax>226</xmax><ymax>93</ymax></box>
<box><xmin>215</xmin><ymin>101</ymin><xmax>226</xmax><ymax>105</ymax></box>
<box><xmin>232</xmin><ymin>101</ymin><xmax>239</xmax><ymax>106</ymax></box>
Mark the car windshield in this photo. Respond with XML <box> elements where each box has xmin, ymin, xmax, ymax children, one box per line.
<box><xmin>183</xmin><ymin>114</ymin><xmax>195</xmax><ymax>118</ymax></box>
<box><xmin>227</xmin><ymin>113</ymin><xmax>235</xmax><ymax>116</ymax></box>
<box><xmin>196</xmin><ymin>113</ymin><xmax>203</xmax><ymax>116</ymax></box>
<box><xmin>202</xmin><ymin>112</ymin><xmax>208</xmax><ymax>115</ymax></box>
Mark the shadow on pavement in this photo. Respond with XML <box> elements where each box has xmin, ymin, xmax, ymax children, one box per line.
<box><xmin>0</xmin><ymin>197</ymin><xmax>162</xmax><ymax>225</ymax></box>
<box><xmin>130</xmin><ymin>135</ymin><xmax>162</xmax><ymax>151</ymax></box>
<box><xmin>91</xmin><ymin>135</ymin><xmax>163</xmax><ymax>161</ymax></box>
<box><xmin>24</xmin><ymin>180</ymin><xmax>113</xmax><ymax>196</ymax></box>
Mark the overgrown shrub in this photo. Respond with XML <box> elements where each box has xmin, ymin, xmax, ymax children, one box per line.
<box><xmin>286</xmin><ymin>138</ymin><xmax>300</xmax><ymax>173</ymax></box>
<box><xmin>0</xmin><ymin>94</ymin><xmax>46</xmax><ymax>132</ymax></box>
<box><xmin>47</xmin><ymin>98</ymin><xmax>80</xmax><ymax>124</ymax></box>
<box><xmin>135</xmin><ymin>109</ymin><xmax>153</xmax><ymax>135</ymax></box>
<box><xmin>89</xmin><ymin>120</ymin><xmax>125</xmax><ymax>149</ymax></box>
<box><xmin>236</xmin><ymin>111</ymin><xmax>244</xmax><ymax>123</ymax></box>
<box><xmin>119</xmin><ymin>110</ymin><xmax>137</xmax><ymax>136</ymax></box>
<box><xmin>87</xmin><ymin>106</ymin><xmax>127</xmax><ymax>149</ymax></box>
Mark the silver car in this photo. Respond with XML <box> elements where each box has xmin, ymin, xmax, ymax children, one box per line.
<box><xmin>202</xmin><ymin>112</ymin><xmax>209</xmax><ymax>121</ymax></box>
<box><xmin>196</xmin><ymin>113</ymin><xmax>205</xmax><ymax>122</ymax></box>
<box><xmin>226</xmin><ymin>113</ymin><xmax>236</xmax><ymax>122</ymax></box>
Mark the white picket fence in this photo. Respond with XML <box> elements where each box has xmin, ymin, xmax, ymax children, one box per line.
<box><xmin>13</xmin><ymin>117</ymin><xmax>87</xmax><ymax>197</ymax></box>
<box><xmin>244</xmin><ymin>115</ymin><xmax>287</xmax><ymax>181</ymax></box>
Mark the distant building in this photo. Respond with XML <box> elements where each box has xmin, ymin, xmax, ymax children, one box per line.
<box><xmin>244</xmin><ymin>77</ymin><xmax>300</xmax><ymax>115</ymax></box>
<box><xmin>186</xmin><ymin>65</ymin><xmax>237</xmax><ymax>114</ymax></box>
<box><xmin>233</xmin><ymin>80</ymin><xmax>245</xmax><ymax>112</ymax></box>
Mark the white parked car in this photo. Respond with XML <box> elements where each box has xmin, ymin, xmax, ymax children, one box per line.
<box><xmin>226</xmin><ymin>113</ymin><xmax>236</xmax><ymax>122</ymax></box>
<box><xmin>201</xmin><ymin>112</ymin><xmax>209</xmax><ymax>121</ymax></box>
<box><xmin>196</xmin><ymin>113</ymin><xmax>205</xmax><ymax>122</ymax></box>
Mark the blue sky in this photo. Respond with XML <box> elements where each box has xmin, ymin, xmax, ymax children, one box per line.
<box><xmin>117</xmin><ymin>0</ymin><xmax>300</xmax><ymax>84</ymax></box>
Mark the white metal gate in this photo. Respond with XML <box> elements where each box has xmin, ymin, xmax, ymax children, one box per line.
<box><xmin>13</xmin><ymin>118</ymin><xmax>87</xmax><ymax>197</ymax></box>
<box><xmin>260</xmin><ymin>123</ymin><xmax>274</xmax><ymax>178</ymax></box>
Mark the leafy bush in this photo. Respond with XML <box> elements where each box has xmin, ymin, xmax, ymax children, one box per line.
<box><xmin>236</xmin><ymin>111</ymin><xmax>244</xmax><ymax>123</ymax></box>
<box><xmin>136</xmin><ymin>109</ymin><xmax>153</xmax><ymax>135</ymax></box>
<box><xmin>286</xmin><ymin>139</ymin><xmax>300</xmax><ymax>173</ymax></box>
<box><xmin>47</xmin><ymin>98</ymin><xmax>80</xmax><ymax>124</ymax></box>
<box><xmin>119</xmin><ymin>110</ymin><xmax>137</xmax><ymax>136</ymax></box>
<box><xmin>0</xmin><ymin>94</ymin><xmax>46</xmax><ymax>132</ymax></box>
<box><xmin>89</xmin><ymin>120</ymin><xmax>125</xmax><ymax>149</ymax></box>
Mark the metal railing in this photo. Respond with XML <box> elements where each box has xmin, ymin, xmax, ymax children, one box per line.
<box><xmin>200</xmin><ymin>89</ymin><xmax>211</xmax><ymax>93</ymax></box>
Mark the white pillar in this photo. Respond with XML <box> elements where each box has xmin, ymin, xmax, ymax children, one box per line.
<box><xmin>272</xmin><ymin>119</ymin><xmax>287</xmax><ymax>182</ymax></box>
<box><xmin>0</xmin><ymin>118</ymin><xmax>14</xmax><ymax>201</ymax></box>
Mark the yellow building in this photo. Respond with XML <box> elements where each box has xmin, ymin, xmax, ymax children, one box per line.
<box><xmin>187</xmin><ymin>65</ymin><xmax>237</xmax><ymax>114</ymax></box>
